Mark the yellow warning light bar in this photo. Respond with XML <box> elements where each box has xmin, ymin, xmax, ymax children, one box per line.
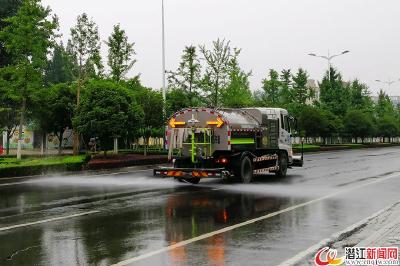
<box><xmin>207</xmin><ymin>117</ymin><xmax>224</xmax><ymax>128</ymax></box>
<box><xmin>169</xmin><ymin>118</ymin><xmax>186</xmax><ymax>128</ymax></box>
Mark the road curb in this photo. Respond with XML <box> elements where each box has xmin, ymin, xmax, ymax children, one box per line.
<box><xmin>278</xmin><ymin>201</ymin><xmax>400</xmax><ymax>266</ymax></box>
<box><xmin>0</xmin><ymin>163</ymin><xmax>170</xmax><ymax>182</ymax></box>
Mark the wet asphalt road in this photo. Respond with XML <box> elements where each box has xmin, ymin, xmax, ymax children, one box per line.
<box><xmin>0</xmin><ymin>147</ymin><xmax>400</xmax><ymax>266</ymax></box>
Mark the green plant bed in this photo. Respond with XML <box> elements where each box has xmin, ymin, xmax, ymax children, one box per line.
<box><xmin>0</xmin><ymin>155</ymin><xmax>89</xmax><ymax>178</ymax></box>
<box><xmin>293</xmin><ymin>144</ymin><xmax>320</xmax><ymax>153</ymax></box>
<box><xmin>118</xmin><ymin>148</ymin><xmax>180</xmax><ymax>156</ymax></box>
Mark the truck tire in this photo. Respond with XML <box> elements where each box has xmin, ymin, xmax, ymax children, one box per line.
<box><xmin>239</xmin><ymin>156</ymin><xmax>253</xmax><ymax>183</ymax></box>
<box><xmin>177</xmin><ymin>178</ymin><xmax>201</xmax><ymax>184</ymax></box>
<box><xmin>275</xmin><ymin>152</ymin><xmax>288</xmax><ymax>177</ymax></box>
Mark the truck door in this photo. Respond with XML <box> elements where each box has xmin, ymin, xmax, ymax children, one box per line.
<box><xmin>279</xmin><ymin>112</ymin><xmax>293</xmax><ymax>161</ymax></box>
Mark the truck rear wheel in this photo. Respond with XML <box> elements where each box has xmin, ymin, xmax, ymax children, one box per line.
<box><xmin>177</xmin><ymin>178</ymin><xmax>201</xmax><ymax>184</ymax></box>
<box><xmin>275</xmin><ymin>152</ymin><xmax>288</xmax><ymax>177</ymax></box>
<box><xmin>239</xmin><ymin>156</ymin><xmax>253</xmax><ymax>183</ymax></box>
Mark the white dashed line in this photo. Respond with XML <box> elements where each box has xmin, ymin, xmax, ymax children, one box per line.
<box><xmin>0</xmin><ymin>210</ymin><xmax>100</xmax><ymax>232</ymax></box>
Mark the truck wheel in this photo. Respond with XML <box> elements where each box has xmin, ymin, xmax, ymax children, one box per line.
<box><xmin>240</xmin><ymin>156</ymin><xmax>253</xmax><ymax>183</ymax></box>
<box><xmin>275</xmin><ymin>152</ymin><xmax>288</xmax><ymax>177</ymax></box>
<box><xmin>177</xmin><ymin>178</ymin><xmax>200</xmax><ymax>184</ymax></box>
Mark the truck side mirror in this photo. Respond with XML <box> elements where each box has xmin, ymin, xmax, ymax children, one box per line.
<box><xmin>289</xmin><ymin>116</ymin><xmax>299</xmax><ymax>137</ymax></box>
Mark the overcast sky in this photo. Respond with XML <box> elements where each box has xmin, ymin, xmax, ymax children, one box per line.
<box><xmin>42</xmin><ymin>0</ymin><xmax>400</xmax><ymax>96</ymax></box>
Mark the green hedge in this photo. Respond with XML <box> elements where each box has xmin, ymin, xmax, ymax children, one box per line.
<box><xmin>293</xmin><ymin>144</ymin><xmax>321</xmax><ymax>152</ymax></box>
<box><xmin>0</xmin><ymin>155</ymin><xmax>89</xmax><ymax>178</ymax></box>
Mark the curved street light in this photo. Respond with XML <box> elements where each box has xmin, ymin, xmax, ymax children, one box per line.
<box><xmin>375</xmin><ymin>79</ymin><xmax>400</xmax><ymax>86</ymax></box>
<box><xmin>375</xmin><ymin>79</ymin><xmax>400</xmax><ymax>94</ymax></box>
<box><xmin>308</xmin><ymin>50</ymin><xmax>350</xmax><ymax>81</ymax></box>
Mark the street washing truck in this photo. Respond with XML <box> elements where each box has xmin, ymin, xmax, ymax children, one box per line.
<box><xmin>154</xmin><ymin>107</ymin><xmax>303</xmax><ymax>184</ymax></box>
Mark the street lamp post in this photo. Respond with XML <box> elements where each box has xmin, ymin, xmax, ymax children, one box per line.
<box><xmin>308</xmin><ymin>50</ymin><xmax>350</xmax><ymax>82</ymax></box>
<box><xmin>375</xmin><ymin>79</ymin><xmax>400</xmax><ymax>92</ymax></box>
<box><xmin>161</xmin><ymin>0</ymin><xmax>167</xmax><ymax>150</ymax></box>
<box><xmin>161</xmin><ymin>0</ymin><xmax>166</xmax><ymax>118</ymax></box>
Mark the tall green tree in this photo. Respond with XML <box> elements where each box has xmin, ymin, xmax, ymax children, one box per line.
<box><xmin>375</xmin><ymin>89</ymin><xmax>394</xmax><ymax>118</ymax></box>
<box><xmin>0</xmin><ymin>0</ymin><xmax>22</xmax><ymax>154</ymax></box>
<box><xmin>199</xmin><ymin>39</ymin><xmax>238</xmax><ymax>107</ymax></box>
<box><xmin>377</xmin><ymin>115</ymin><xmax>398</xmax><ymax>142</ymax></box>
<box><xmin>73</xmin><ymin>80</ymin><xmax>142</xmax><ymax>155</ymax></box>
<box><xmin>348</xmin><ymin>80</ymin><xmax>374</xmax><ymax>113</ymax></box>
<box><xmin>0</xmin><ymin>0</ymin><xmax>22</xmax><ymax>67</ymax></box>
<box><xmin>135</xmin><ymin>87</ymin><xmax>163</xmax><ymax>155</ymax></box>
<box><xmin>168</xmin><ymin>45</ymin><xmax>201</xmax><ymax>106</ymax></box>
<box><xmin>220</xmin><ymin>57</ymin><xmax>253</xmax><ymax>108</ymax></box>
<box><xmin>297</xmin><ymin>106</ymin><xmax>327</xmax><ymax>138</ymax></box>
<box><xmin>291</xmin><ymin>68</ymin><xmax>313</xmax><ymax>105</ymax></box>
<box><xmin>279</xmin><ymin>69</ymin><xmax>292</xmax><ymax>105</ymax></box>
<box><xmin>35</xmin><ymin>83</ymin><xmax>76</xmax><ymax>154</ymax></box>
<box><xmin>68</xmin><ymin>12</ymin><xmax>102</xmax><ymax>154</ymax></box>
<box><xmin>0</xmin><ymin>68</ymin><xmax>19</xmax><ymax>154</ymax></box>
<box><xmin>0</xmin><ymin>0</ymin><xmax>58</xmax><ymax>159</ymax></box>
<box><xmin>106</xmin><ymin>24</ymin><xmax>136</xmax><ymax>82</ymax></box>
<box><xmin>68</xmin><ymin>13</ymin><xmax>102</xmax><ymax>100</ymax></box>
<box><xmin>261</xmin><ymin>69</ymin><xmax>282</xmax><ymax>107</ymax></box>
<box><xmin>319</xmin><ymin>67</ymin><xmax>350</xmax><ymax>117</ymax></box>
<box><xmin>45</xmin><ymin>42</ymin><xmax>75</xmax><ymax>85</ymax></box>
<box><xmin>166</xmin><ymin>88</ymin><xmax>191</xmax><ymax>117</ymax></box>
<box><xmin>344</xmin><ymin>110</ymin><xmax>375</xmax><ymax>143</ymax></box>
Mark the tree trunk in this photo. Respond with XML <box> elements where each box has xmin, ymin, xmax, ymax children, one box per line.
<box><xmin>6</xmin><ymin>129</ymin><xmax>11</xmax><ymax>155</ymax></box>
<box><xmin>58</xmin><ymin>131</ymin><xmax>63</xmax><ymax>155</ymax></box>
<box><xmin>144</xmin><ymin>137</ymin><xmax>147</xmax><ymax>157</ymax></box>
<box><xmin>113</xmin><ymin>137</ymin><xmax>118</xmax><ymax>155</ymax></box>
<box><xmin>214</xmin><ymin>77</ymin><xmax>219</xmax><ymax>107</ymax></box>
<box><xmin>41</xmin><ymin>132</ymin><xmax>46</xmax><ymax>156</ymax></box>
<box><xmin>73</xmin><ymin>79</ymin><xmax>82</xmax><ymax>155</ymax></box>
<box><xmin>17</xmin><ymin>97</ymin><xmax>26</xmax><ymax>160</ymax></box>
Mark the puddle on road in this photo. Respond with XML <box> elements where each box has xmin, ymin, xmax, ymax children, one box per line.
<box><xmin>198</xmin><ymin>182</ymin><xmax>334</xmax><ymax>199</ymax></box>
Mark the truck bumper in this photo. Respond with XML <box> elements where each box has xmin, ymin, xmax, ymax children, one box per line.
<box><xmin>291</xmin><ymin>155</ymin><xmax>304</xmax><ymax>167</ymax></box>
<box><xmin>153</xmin><ymin>167</ymin><xmax>229</xmax><ymax>179</ymax></box>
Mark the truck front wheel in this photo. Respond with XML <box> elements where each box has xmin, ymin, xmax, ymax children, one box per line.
<box><xmin>275</xmin><ymin>152</ymin><xmax>288</xmax><ymax>177</ymax></box>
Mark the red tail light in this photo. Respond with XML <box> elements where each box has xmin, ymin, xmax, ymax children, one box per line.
<box><xmin>216</xmin><ymin>158</ymin><xmax>229</xmax><ymax>164</ymax></box>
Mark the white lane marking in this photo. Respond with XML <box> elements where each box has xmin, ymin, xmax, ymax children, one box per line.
<box><xmin>0</xmin><ymin>210</ymin><xmax>100</xmax><ymax>232</ymax></box>
<box><xmin>111</xmin><ymin>173</ymin><xmax>400</xmax><ymax>266</ymax></box>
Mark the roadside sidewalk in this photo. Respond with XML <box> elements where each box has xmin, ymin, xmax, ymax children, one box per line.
<box><xmin>356</xmin><ymin>204</ymin><xmax>400</xmax><ymax>247</ymax></box>
<box><xmin>279</xmin><ymin>201</ymin><xmax>400</xmax><ymax>266</ymax></box>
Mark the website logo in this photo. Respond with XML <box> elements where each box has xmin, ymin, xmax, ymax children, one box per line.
<box><xmin>314</xmin><ymin>246</ymin><xmax>399</xmax><ymax>266</ymax></box>
<box><xmin>344</xmin><ymin>247</ymin><xmax>399</xmax><ymax>265</ymax></box>
<box><xmin>315</xmin><ymin>247</ymin><xmax>345</xmax><ymax>266</ymax></box>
